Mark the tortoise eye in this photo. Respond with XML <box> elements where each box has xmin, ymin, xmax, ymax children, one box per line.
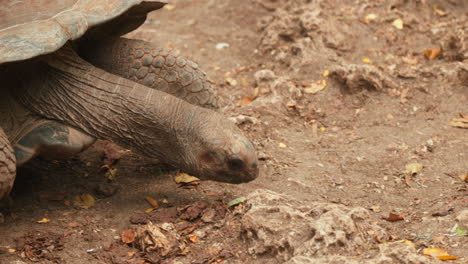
<box><xmin>228</xmin><ymin>157</ymin><xmax>244</xmax><ymax>171</ymax></box>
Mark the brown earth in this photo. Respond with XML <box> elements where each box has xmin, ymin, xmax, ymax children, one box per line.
<box><xmin>0</xmin><ymin>0</ymin><xmax>467</xmax><ymax>263</ymax></box>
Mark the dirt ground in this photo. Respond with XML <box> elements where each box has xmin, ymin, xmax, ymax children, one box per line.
<box><xmin>1</xmin><ymin>0</ymin><xmax>467</xmax><ymax>263</ymax></box>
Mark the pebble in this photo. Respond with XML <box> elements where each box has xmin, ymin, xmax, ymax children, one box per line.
<box><xmin>215</xmin><ymin>42</ymin><xmax>230</xmax><ymax>50</ymax></box>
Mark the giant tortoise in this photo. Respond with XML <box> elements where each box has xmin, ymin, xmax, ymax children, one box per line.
<box><xmin>0</xmin><ymin>0</ymin><xmax>259</xmax><ymax>203</ymax></box>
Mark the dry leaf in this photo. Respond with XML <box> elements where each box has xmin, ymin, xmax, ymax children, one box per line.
<box><xmin>424</xmin><ymin>48</ymin><xmax>441</xmax><ymax>60</ymax></box>
<box><xmin>322</xmin><ymin>70</ymin><xmax>330</xmax><ymax>77</ymax></box>
<box><xmin>423</xmin><ymin>248</ymin><xmax>458</xmax><ymax>260</ymax></box>
<box><xmin>145</xmin><ymin>208</ymin><xmax>155</xmax><ymax>213</ymax></box>
<box><xmin>225</xmin><ymin>77</ymin><xmax>237</xmax><ymax>86</ymax></box>
<box><xmin>278</xmin><ymin>142</ymin><xmax>287</xmax><ymax>148</ymax></box>
<box><xmin>104</xmin><ymin>167</ymin><xmax>118</xmax><ymax>181</ymax></box>
<box><xmin>405</xmin><ymin>163</ymin><xmax>423</xmax><ymax>175</ymax></box>
<box><xmin>37</xmin><ymin>218</ymin><xmax>51</xmax><ymax>224</ymax></box>
<box><xmin>304</xmin><ymin>80</ymin><xmax>327</xmax><ymax>94</ymax></box>
<box><xmin>433</xmin><ymin>7</ymin><xmax>448</xmax><ymax>16</ymax></box>
<box><xmin>239</xmin><ymin>87</ymin><xmax>259</xmax><ymax>106</ymax></box>
<box><xmin>72</xmin><ymin>194</ymin><xmax>96</xmax><ymax>209</ymax></box>
<box><xmin>228</xmin><ymin>197</ymin><xmax>246</xmax><ymax>207</ymax></box>
<box><xmin>363</xmin><ymin>13</ymin><xmax>378</xmax><ymax>23</ymax></box>
<box><xmin>163</xmin><ymin>4</ymin><xmax>175</xmax><ymax>10</ymax></box>
<box><xmin>459</xmin><ymin>172</ymin><xmax>468</xmax><ymax>182</ymax></box>
<box><xmin>362</xmin><ymin>57</ymin><xmax>371</xmax><ymax>63</ymax></box>
<box><xmin>392</xmin><ymin>18</ymin><xmax>404</xmax><ymax>29</ymax></box>
<box><xmin>188</xmin><ymin>234</ymin><xmax>198</xmax><ymax>243</ymax></box>
<box><xmin>174</xmin><ymin>172</ymin><xmax>200</xmax><ymax>184</ymax></box>
<box><xmin>450</xmin><ymin>116</ymin><xmax>468</xmax><ymax>129</ymax></box>
<box><xmin>121</xmin><ymin>230</ymin><xmax>136</xmax><ymax>244</ymax></box>
<box><xmin>384</xmin><ymin>212</ymin><xmax>404</xmax><ymax>222</ymax></box>
<box><xmin>145</xmin><ymin>196</ymin><xmax>159</xmax><ymax>209</ymax></box>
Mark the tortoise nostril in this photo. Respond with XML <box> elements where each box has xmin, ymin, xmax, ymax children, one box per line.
<box><xmin>228</xmin><ymin>157</ymin><xmax>244</xmax><ymax>171</ymax></box>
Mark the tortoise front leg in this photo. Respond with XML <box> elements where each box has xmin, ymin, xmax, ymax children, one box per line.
<box><xmin>0</xmin><ymin>127</ymin><xmax>16</xmax><ymax>203</ymax></box>
<box><xmin>14</xmin><ymin>121</ymin><xmax>96</xmax><ymax>166</ymax></box>
<box><xmin>79</xmin><ymin>38</ymin><xmax>219</xmax><ymax>109</ymax></box>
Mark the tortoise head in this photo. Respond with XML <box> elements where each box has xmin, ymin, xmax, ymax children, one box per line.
<box><xmin>178</xmin><ymin>113</ymin><xmax>259</xmax><ymax>184</ymax></box>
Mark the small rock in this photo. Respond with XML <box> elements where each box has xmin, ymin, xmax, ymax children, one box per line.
<box><xmin>94</xmin><ymin>183</ymin><xmax>119</xmax><ymax>197</ymax></box>
<box><xmin>201</xmin><ymin>208</ymin><xmax>216</xmax><ymax>223</ymax></box>
<box><xmin>254</xmin><ymin>69</ymin><xmax>276</xmax><ymax>85</ymax></box>
<box><xmin>229</xmin><ymin>115</ymin><xmax>258</xmax><ymax>125</ymax></box>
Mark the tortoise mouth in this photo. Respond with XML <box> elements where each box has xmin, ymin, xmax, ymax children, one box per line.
<box><xmin>197</xmin><ymin>166</ymin><xmax>259</xmax><ymax>184</ymax></box>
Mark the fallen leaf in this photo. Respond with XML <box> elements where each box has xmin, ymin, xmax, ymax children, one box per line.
<box><xmin>145</xmin><ymin>196</ymin><xmax>159</xmax><ymax>209</ymax></box>
<box><xmin>239</xmin><ymin>87</ymin><xmax>259</xmax><ymax>106</ymax></box>
<box><xmin>228</xmin><ymin>197</ymin><xmax>246</xmax><ymax>207</ymax></box>
<box><xmin>121</xmin><ymin>230</ymin><xmax>136</xmax><ymax>244</ymax></box>
<box><xmin>37</xmin><ymin>218</ymin><xmax>51</xmax><ymax>224</ymax></box>
<box><xmin>145</xmin><ymin>208</ymin><xmax>155</xmax><ymax>213</ymax></box>
<box><xmin>103</xmin><ymin>166</ymin><xmax>118</xmax><ymax>181</ymax></box>
<box><xmin>163</xmin><ymin>4</ymin><xmax>175</xmax><ymax>10</ymax></box>
<box><xmin>384</xmin><ymin>212</ymin><xmax>404</xmax><ymax>222</ymax></box>
<box><xmin>433</xmin><ymin>7</ymin><xmax>448</xmax><ymax>16</ymax></box>
<box><xmin>424</xmin><ymin>48</ymin><xmax>441</xmax><ymax>60</ymax></box>
<box><xmin>423</xmin><ymin>248</ymin><xmax>458</xmax><ymax>260</ymax></box>
<box><xmin>450</xmin><ymin>116</ymin><xmax>468</xmax><ymax>129</ymax></box>
<box><xmin>64</xmin><ymin>200</ymin><xmax>71</xmax><ymax>206</ymax></box>
<box><xmin>304</xmin><ymin>80</ymin><xmax>327</xmax><ymax>94</ymax></box>
<box><xmin>455</xmin><ymin>227</ymin><xmax>468</xmax><ymax>237</ymax></box>
<box><xmin>363</xmin><ymin>13</ymin><xmax>378</xmax><ymax>23</ymax></box>
<box><xmin>72</xmin><ymin>194</ymin><xmax>96</xmax><ymax>209</ymax></box>
<box><xmin>322</xmin><ymin>70</ymin><xmax>330</xmax><ymax>77</ymax></box>
<box><xmin>362</xmin><ymin>57</ymin><xmax>371</xmax><ymax>64</ymax></box>
<box><xmin>392</xmin><ymin>18</ymin><xmax>404</xmax><ymax>29</ymax></box>
<box><xmin>405</xmin><ymin>163</ymin><xmax>423</xmax><ymax>175</ymax></box>
<box><xmin>188</xmin><ymin>234</ymin><xmax>198</xmax><ymax>243</ymax></box>
<box><xmin>459</xmin><ymin>172</ymin><xmax>468</xmax><ymax>182</ymax></box>
<box><xmin>7</xmin><ymin>248</ymin><xmax>15</xmax><ymax>253</ymax></box>
<box><xmin>225</xmin><ymin>77</ymin><xmax>237</xmax><ymax>86</ymax></box>
<box><xmin>174</xmin><ymin>172</ymin><xmax>200</xmax><ymax>184</ymax></box>
<box><xmin>278</xmin><ymin>142</ymin><xmax>287</xmax><ymax>148</ymax></box>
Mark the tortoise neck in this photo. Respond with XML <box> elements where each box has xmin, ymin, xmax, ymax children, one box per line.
<box><xmin>12</xmin><ymin>45</ymin><xmax>204</xmax><ymax>166</ymax></box>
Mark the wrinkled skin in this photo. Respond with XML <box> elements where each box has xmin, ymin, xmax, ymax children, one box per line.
<box><xmin>0</xmin><ymin>44</ymin><xmax>258</xmax><ymax>203</ymax></box>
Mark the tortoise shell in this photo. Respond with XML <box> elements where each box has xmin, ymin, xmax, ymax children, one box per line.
<box><xmin>0</xmin><ymin>0</ymin><xmax>167</xmax><ymax>64</ymax></box>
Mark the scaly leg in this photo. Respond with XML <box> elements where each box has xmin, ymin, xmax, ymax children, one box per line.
<box><xmin>0</xmin><ymin>127</ymin><xmax>16</xmax><ymax>203</ymax></box>
<box><xmin>79</xmin><ymin>38</ymin><xmax>219</xmax><ymax>109</ymax></box>
<box><xmin>14</xmin><ymin>121</ymin><xmax>96</xmax><ymax>166</ymax></box>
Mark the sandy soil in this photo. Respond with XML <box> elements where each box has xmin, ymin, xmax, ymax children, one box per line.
<box><xmin>0</xmin><ymin>0</ymin><xmax>467</xmax><ymax>263</ymax></box>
